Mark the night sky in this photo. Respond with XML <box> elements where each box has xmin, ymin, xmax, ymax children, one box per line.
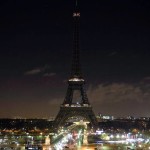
<box><xmin>0</xmin><ymin>0</ymin><xmax>150</xmax><ymax>118</ymax></box>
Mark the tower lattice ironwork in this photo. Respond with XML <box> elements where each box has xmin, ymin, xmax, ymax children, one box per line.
<box><xmin>54</xmin><ymin>1</ymin><xmax>98</xmax><ymax>129</ymax></box>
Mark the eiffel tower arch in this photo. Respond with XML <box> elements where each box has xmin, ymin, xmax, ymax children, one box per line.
<box><xmin>54</xmin><ymin>1</ymin><xmax>98</xmax><ymax>129</ymax></box>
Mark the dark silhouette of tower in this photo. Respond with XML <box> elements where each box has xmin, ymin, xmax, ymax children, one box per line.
<box><xmin>54</xmin><ymin>1</ymin><xmax>98</xmax><ymax>129</ymax></box>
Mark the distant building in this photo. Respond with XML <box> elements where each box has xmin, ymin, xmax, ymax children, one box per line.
<box><xmin>97</xmin><ymin>114</ymin><xmax>114</xmax><ymax>121</ymax></box>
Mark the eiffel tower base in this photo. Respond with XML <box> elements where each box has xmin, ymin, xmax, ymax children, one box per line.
<box><xmin>53</xmin><ymin>105</ymin><xmax>98</xmax><ymax>131</ymax></box>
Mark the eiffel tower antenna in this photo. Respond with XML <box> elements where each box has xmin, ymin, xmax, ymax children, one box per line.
<box><xmin>71</xmin><ymin>0</ymin><xmax>82</xmax><ymax>78</ymax></box>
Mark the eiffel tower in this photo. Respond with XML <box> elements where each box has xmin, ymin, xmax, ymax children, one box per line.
<box><xmin>54</xmin><ymin>1</ymin><xmax>98</xmax><ymax>129</ymax></box>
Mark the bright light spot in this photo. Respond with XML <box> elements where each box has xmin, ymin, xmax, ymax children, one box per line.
<box><xmin>73</xmin><ymin>12</ymin><xmax>80</xmax><ymax>17</ymax></box>
<box><xmin>96</xmin><ymin>130</ymin><xmax>103</xmax><ymax>134</ymax></box>
<box><xmin>139</xmin><ymin>144</ymin><xmax>142</xmax><ymax>148</ymax></box>
<box><xmin>69</xmin><ymin>78</ymin><xmax>84</xmax><ymax>82</ymax></box>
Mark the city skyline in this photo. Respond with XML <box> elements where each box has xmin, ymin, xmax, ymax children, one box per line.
<box><xmin>0</xmin><ymin>0</ymin><xmax>150</xmax><ymax>118</ymax></box>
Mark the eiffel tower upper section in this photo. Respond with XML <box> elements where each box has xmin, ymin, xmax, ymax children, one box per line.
<box><xmin>69</xmin><ymin>0</ymin><xmax>83</xmax><ymax>81</ymax></box>
<box><xmin>62</xmin><ymin>0</ymin><xmax>90</xmax><ymax>105</ymax></box>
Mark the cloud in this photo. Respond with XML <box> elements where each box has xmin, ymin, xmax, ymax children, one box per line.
<box><xmin>85</xmin><ymin>82</ymin><xmax>150</xmax><ymax>116</ymax></box>
<box><xmin>24</xmin><ymin>68</ymin><xmax>42</xmax><ymax>75</ymax></box>
<box><xmin>87</xmin><ymin>83</ymin><xmax>150</xmax><ymax>104</ymax></box>
<box><xmin>24</xmin><ymin>65</ymin><xmax>55</xmax><ymax>76</ymax></box>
